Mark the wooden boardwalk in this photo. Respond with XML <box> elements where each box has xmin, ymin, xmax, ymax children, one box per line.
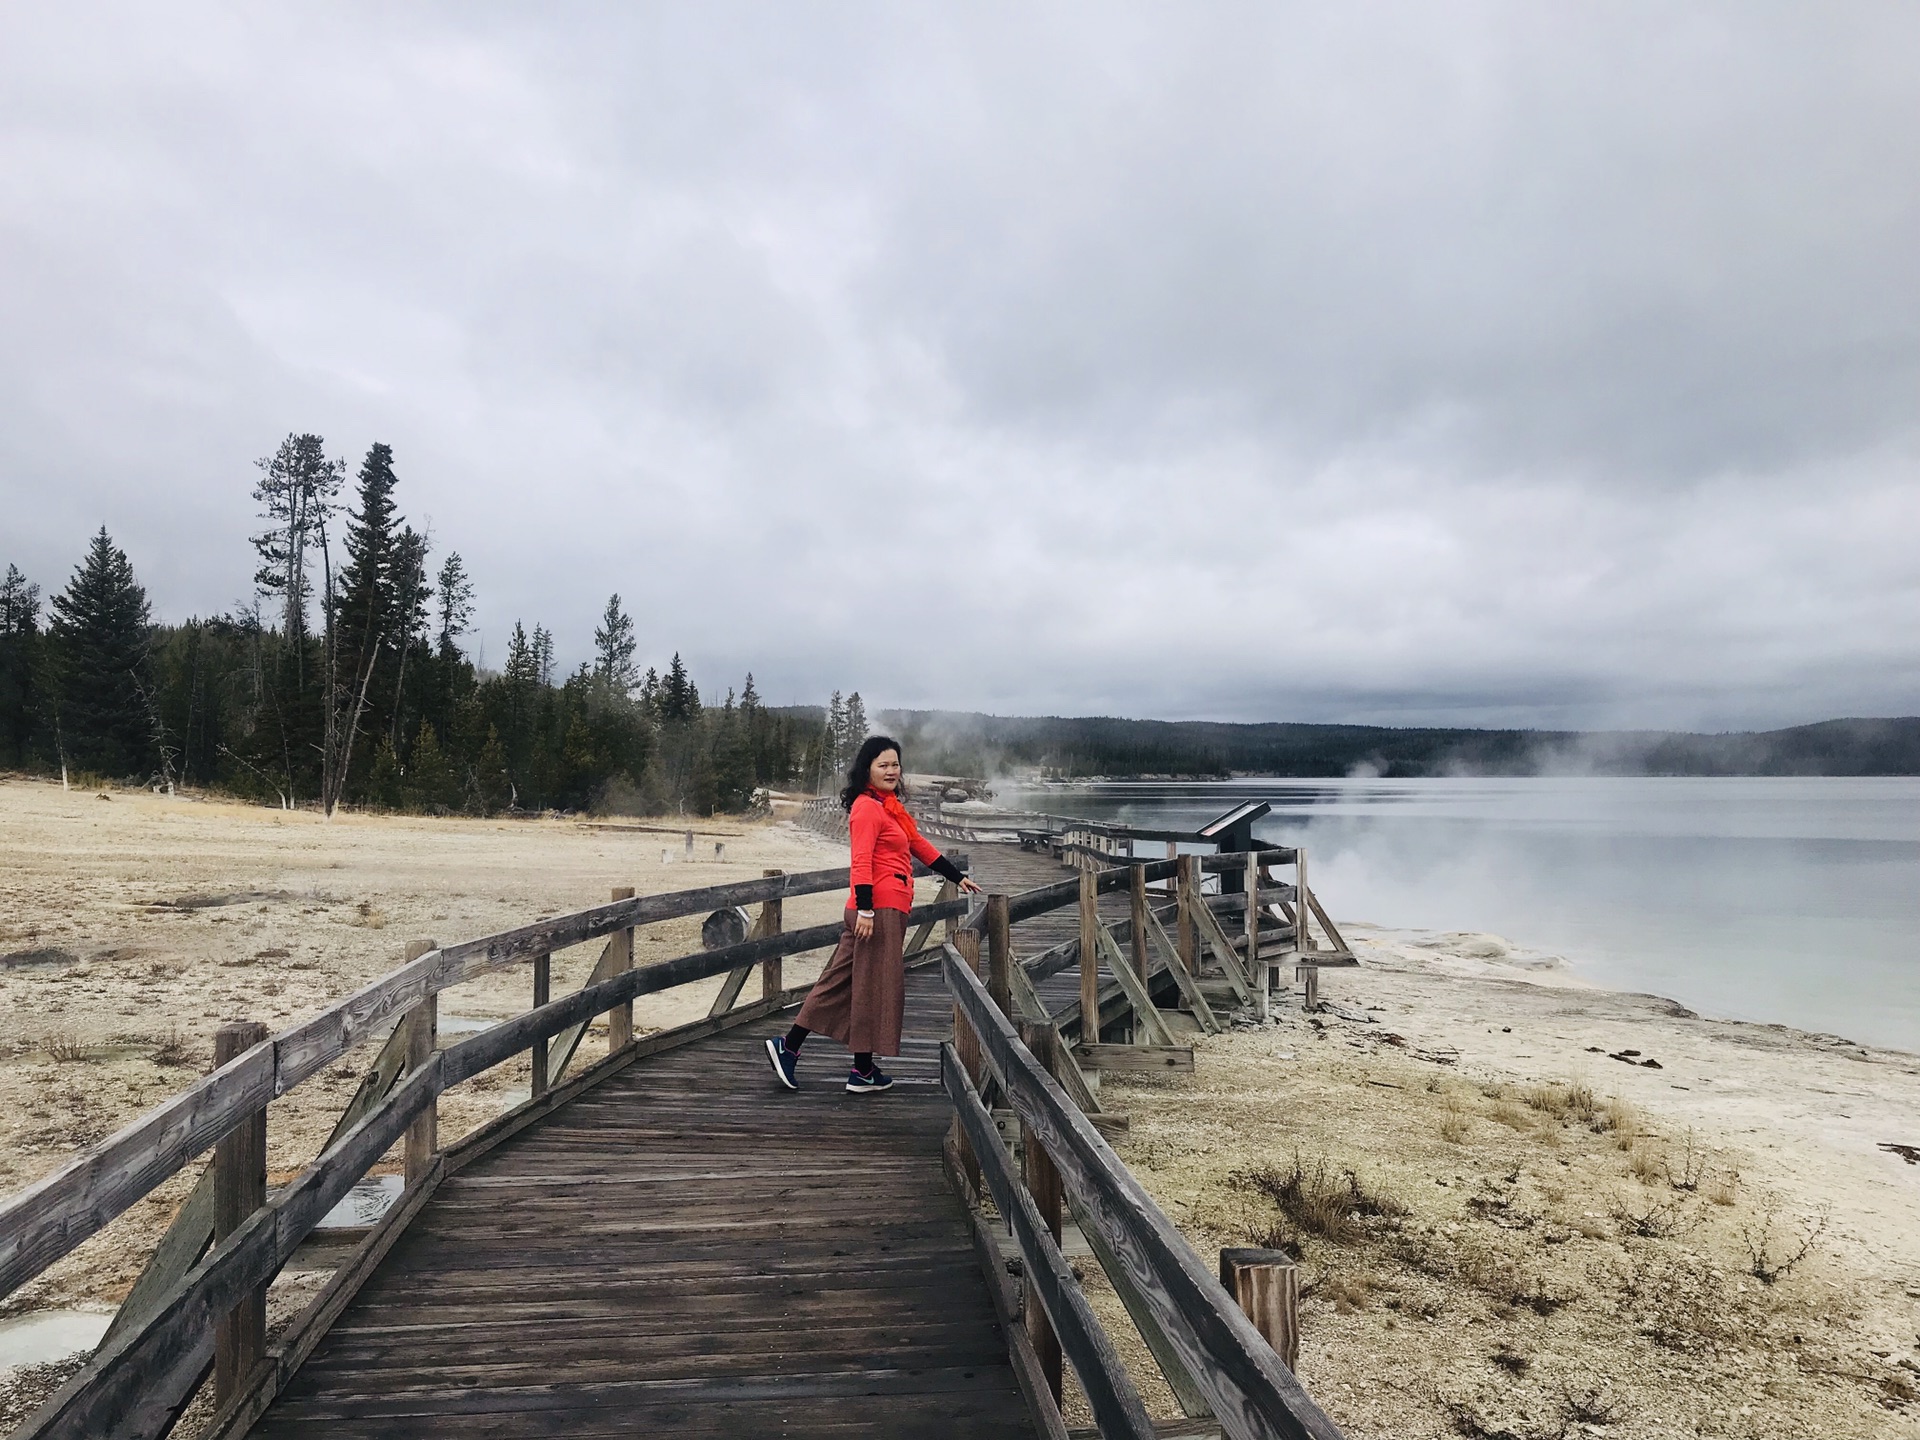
<box><xmin>248</xmin><ymin>969</ymin><xmax>1034</xmax><ymax>1438</ymax></box>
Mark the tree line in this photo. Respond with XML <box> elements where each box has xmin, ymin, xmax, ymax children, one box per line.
<box><xmin>0</xmin><ymin>434</ymin><xmax>877</xmax><ymax>815</ymax></box>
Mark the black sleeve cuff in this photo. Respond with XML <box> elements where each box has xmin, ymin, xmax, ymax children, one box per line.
<box><xmin>931</xmin><ymin>856</ymin><xmax>966</xmax><ymax>886</ymax></box>
<box><xmin>854</xmin><ymin>885</ymin><xmax>874</xmax><ymax>911</ymax></box>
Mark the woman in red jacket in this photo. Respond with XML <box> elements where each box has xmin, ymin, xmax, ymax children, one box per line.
<box><xmin>766</xmin><ymin>735</ymin><xmax>980</xmax><ymax>1092</ymax></box>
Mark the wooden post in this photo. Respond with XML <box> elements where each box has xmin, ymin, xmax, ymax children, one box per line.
<box><xmin>1219</xmin><ymin>1247</ymin><xmax>1300</xmax><ymax>1371</ymax></box>
<box><xmin>950</xmin><ymin>926</ymin><xmax>985</xmax><ymax>1196</ymax></box>
<box><xmin>1176</xmin><ymin>855</ymin><xmax>1199</xmax><ymax>977</ymax></box>
<box><xmin>1078</xmin><ymin>869</ymin><xmax>1100</xmax><ymax>1043</ymax></box>
<box><xmin>608</xmin><ymin>888</ymin><xmax>635</xmax><ymax>1053</ymax></box>
<box><xmin>1021</xmin><ymin>1019</ymin><xmax>1065</xmax><ymax>1402</ymax></box>
<box><xmin>758</xmin><ymin>869</ymin><xmax>785</xmax><ymax>1000</ymax></box>
<box><xmin>212</xmin><ymin>1020</ymin><xmax>268</xmax><ymax>1406</ymax></box>
<box><xmin>1296</xmin><ymin>848</ymin><xmax>1313</xmax><ymax>953</ymax></box>
<box><xmin>531</xmin><ymin>951</ymin><xmax>551</xmax><ymax>1097</ymax></box>
<box><xmin>684</xmin><ymin>829</ymin><xmax>694</xmax><ymax>857</ymax></box>
<box><xmin>1247</xmin><ymin>852</ymin><xmax>1267</xmax><ymax>1022</ymax></box>
<box><xmin>1165</xmin><ymin>840</ymin><xmax>1178</xmax><ymax>898</ymax></box>
<box><xmin>986</xmin><ymin>894</ymin><xmax>1013</xmax><ymax>1019</ymax></box>
<box><xmin>1128</xmin><ymin>864</ymin><xmax>1151</xmax><ymax>1019</ymax></box>
<box><xmin>402</xmin><ymin>939</ymin><xmax>438</xmax><ymax>1187</ymax></box>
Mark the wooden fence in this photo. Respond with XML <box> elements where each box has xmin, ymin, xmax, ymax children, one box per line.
<box><xmin>3</xmin><ymin>834</ymin><xmax>1357</xmax><ymax>1440</ymax></box>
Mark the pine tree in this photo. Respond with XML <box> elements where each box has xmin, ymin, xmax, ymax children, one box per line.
<box><xmin>0</xmin><ymin>564</ymin><xmax>43</xmax><ymax>767</ymax></box>
<box><xmin>434</xmin><ymin>552</ymin><xmax>474</xmax><ymax>659</ymax></box>
<box><xmin>533</xmin><ymin>626</ymin><xmax>555</xmax><ymax>688</ymax></box>
<box><xmin>334</xmin><ymin>443</ymin><xmax>400</xmax><ymax>684</ymax></box>
<box><xmin>49</xmin><ymin>529</ymin><xmax>154</xmax><ymax>777</ymax></box>
<box><xmin>593</xmin><ymin>594</ymin><xmax>638</xmax><ymax>695</ymax></box>
<box><xmin>660</xmin><ymin>653</ymin><xmax>699</xmax><ymax>723</ymax></box>
<box><xmin>251</xmin><ymin>433</ymin><xmax>343</xmax><ymax>650</ymax></box>
<box><xmin>843</xmin><ymin>691</ymin><xmax>868</xmax><ymax>769</ymax></box>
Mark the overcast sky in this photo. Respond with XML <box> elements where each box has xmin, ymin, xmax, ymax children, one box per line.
<box><xmin>3</xmin><ymin>3</ymin><xmax>1917</xmax><ymax>731</ymax></box>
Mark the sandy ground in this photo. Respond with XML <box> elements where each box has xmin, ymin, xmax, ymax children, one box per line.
<box><xmin>1075</xmin><ymin>926</ymin><xmax>1920</xmax><ymax>1438</ymax></box>
<box><xmin>0</xmin><ymin>777</ymin><xmax>848</xmax><ymax>1360</ymax></box>
<box><xmin>3</xmin><ymin>774</ymin><xmax>1918</xmax><ymax>1437</ymax></box>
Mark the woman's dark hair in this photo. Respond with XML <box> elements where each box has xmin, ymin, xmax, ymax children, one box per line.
<box><xmin>840</xmin><ymin>734</ymin><xmax>906</xmax><ymax>811</ymax></box>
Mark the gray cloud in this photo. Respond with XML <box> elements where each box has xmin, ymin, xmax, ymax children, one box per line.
<box><xmin>2</xmin><ymin>1</ymin><xmax>1917</xmax><ymax>729</ymax></box>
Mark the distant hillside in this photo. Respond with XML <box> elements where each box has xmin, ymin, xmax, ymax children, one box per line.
<box><xmin>871</xmin><ymin>711</ymin><xmax>1920</xmax><ymax>779</ymax></box>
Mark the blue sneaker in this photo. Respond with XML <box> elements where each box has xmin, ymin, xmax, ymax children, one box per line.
<box><xmin>845</xmin><ymin>1066</ymin><xmax>894</xmax><ymax>1094</ymax></box>
<box><xmin>764</xmin><ymin>1037</ymin><xmax>799</xmax><ymax>1091</ymax></box>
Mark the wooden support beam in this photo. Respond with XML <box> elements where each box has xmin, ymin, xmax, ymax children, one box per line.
<box><xmin>1190</xmin><ymin>895</ymin><xmax>1255</xmax><ymax>1003</ymax></box>
<box><xmin>211</xmin><ymin>1021</ymin><xmax>267</xmax><ymax>1409</ymax></box>
<box><xmin>1220</xmin><ymin>1249</ymin><xmax>1300</xmax><ymax>1372</ymax></box>
<box><xmin>401</xmin><ymin>939</ymin><xmax>437</xmax><ymax>1188</ymax></box>
<box><xmin>1092</xmin><ymin>923</ymin><xmax>1178</xmax><ymax>1047</ymax></box>
<box><xmin>1142</xmin><ymin>906</ymin><xmax>1222</xmax><ymax>1034</ymax></box>
<box><xmin>608</xmin><ymin>886</ymin><xmax>634</xmax><ymax>1052</ymax></box>
<box><xmin>1074</xmin><ymin>1043</ymin><xmax>1194</xmax><ymax>1074</ymax></box>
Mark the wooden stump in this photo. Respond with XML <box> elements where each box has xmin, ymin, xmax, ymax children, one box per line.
<box><xmin>1220</xmin><ymin>1247</ymin><xmax>1300</xmax><ymax>1371</ymax></box>
<box><xmin>759</xmin><ymin>870</ymin><xmax>785</xmax><ymax>1000</ymax></box>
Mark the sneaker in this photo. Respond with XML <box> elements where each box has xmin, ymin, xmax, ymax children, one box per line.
<box><xmin>764</xmin><ymin>1037</ymin><xmax>799</xmax><ymax>1091</ymax></box>
<box><xmin>845</xmin><ymin>1067</ymin><xmax>894</xmax><ymax>1094</ymax></box>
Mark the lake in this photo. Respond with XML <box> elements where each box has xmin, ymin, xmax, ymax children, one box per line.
<box><xmin>994</xmin><ymin>777</ymin><xmax>1920</xmax><ymax>1054</ymax></box>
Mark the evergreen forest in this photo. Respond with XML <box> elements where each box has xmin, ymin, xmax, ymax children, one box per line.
<box><xmin>1</xmin><ymin>435</ymin><xmax>879</xmax><ymax>815</ymax></box>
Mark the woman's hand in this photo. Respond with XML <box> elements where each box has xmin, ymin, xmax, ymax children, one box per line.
<box><xmin>958</xmin><ymin>877</ymin><xmax>984</xmax><ymax>895</ymax></box>
<box><xmin>854</xmin><ymin>911</ymin><xmax>875</xmax><ymax>940</ymax></box>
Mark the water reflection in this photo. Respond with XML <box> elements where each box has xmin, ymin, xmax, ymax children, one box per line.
<box><xmin>999</xmin><ymin>778</ymin><xmax>1920</xmax><ymax>1052</ymax></box>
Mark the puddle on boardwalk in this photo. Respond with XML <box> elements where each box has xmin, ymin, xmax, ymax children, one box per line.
<box><xmin>315</xmin><ymin>1174</ymin><xmax>404</xmax><ymax>1229</ymax></box>
<box><xmin>0</xmin><ymin>1310</ymin><xmax>112</xmax><ymax>1370</ymax></box>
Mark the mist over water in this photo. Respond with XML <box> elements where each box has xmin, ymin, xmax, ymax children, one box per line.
<box><xmin>995</xmin><ymin>777</ymin><xmax>1920</xmax><ymax>1054</ymax></box>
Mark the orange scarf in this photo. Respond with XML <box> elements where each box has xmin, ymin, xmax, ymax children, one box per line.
<box><xmin>870</xmin><ymin>787</ymin><xmax>922</xmax><ymax>844</ymax></box>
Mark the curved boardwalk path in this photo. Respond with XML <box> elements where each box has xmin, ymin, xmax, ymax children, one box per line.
<box><xmin>249</xmin><ymin>968</ymin><xmax>1032</xmax><ymax>1438</ymax></box>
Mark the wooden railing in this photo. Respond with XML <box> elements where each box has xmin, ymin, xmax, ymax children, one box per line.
<box><xmin>6</xmin><ymin>830</ymin><xmax>1357</xmax><ymax>1440</ymax></box>
<box><xmin>941</xmin><ymin>930</ymin><xmax>1347</xmax><ymax>1440</ymax></box>
<box><xmin>3</xmin><ymin>863</ymin><xmax>950</xmax><ymax>1440</ymax></box>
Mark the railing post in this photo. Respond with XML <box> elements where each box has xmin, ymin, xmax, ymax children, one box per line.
<box><xmin>986</xmin><ymin>894</ymin><xmax>1013</xmax><ymax>1019</ymax></box>
<box><xmin>1128</xmin><ymin>864</ymin><xmax>1150</xmax><ymax>1037</ymax></box>
<box><xmin>1246</xmin><ymin>852</ymin><xmax>1267</xmax><ymax>1022</ymax></box>
<box><xmin>1296</xmin><ymin>847</ymin><xmax>1313</xmax><ymax>953</ymax></box>
<box><xmin>1019</xmin><ymin>1018</ymin><xmax>1065</xmax><ymax>1403</ymax></box>
<box><xmin>609</xmin><ymin>888</ymin><xmax>635</xmax><ymax>1053</ymax></box>
<box><xmin>1220</xmin><ymin>1247</ymin><xmax>1301</xmax><ymax>1371</ymax></box>
<box><xmin>1078</xmin><ymin>869</ymin><xmax>1100</xmax><ymax>1042</ymax></box>
<box><xmin>1176</xmin><ymin>855</ymin><xmax>1199</xmax><ymax>977</ymax></box>
<box><xmin>212</xmin><ymin>1019</ymin><xmax>268</xmax><ymax>1407</ymax></box>
<box><xmin>759</xmin><ymin>869</ymin><xmax>785</xmax><ymax>1000</ymax></box>
<box><xmin>402</xmin><ymin>938</ymin><xmax>438</xmax><ymax>1186</ymax></box>
<box><xmin>950</xmin><ymin>926</ymin><xmax>985</xmax><ymax>1196</ymax></box>
<box><xmin>531</xmin><ymin>951</ymin><xmax>551</xmax><ymax>1096</ymax></box>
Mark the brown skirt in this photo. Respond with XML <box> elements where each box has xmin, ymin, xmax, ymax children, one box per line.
<box><xmin>793</xmin><ymin>906</ymin><xmax>908</xmax><ymax>1058</ymax></box>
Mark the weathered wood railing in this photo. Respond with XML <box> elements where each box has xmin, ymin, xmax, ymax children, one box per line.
<box><xmin>4</xmin><ymin>862</ymin><xmax>976</xmax><ymax>1440</ymax></box>
<box><xmin>941</xmin><ymin>934</ymin><xmax>1346</xmax><ymax>1440</ymax></box>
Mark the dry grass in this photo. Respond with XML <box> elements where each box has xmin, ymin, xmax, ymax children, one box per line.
<box><xmin>149</xmin><ymin>1027</ymin><xmax>194</xmax><ymax>1068</ymax></box>
<box><xmin>1231</xmin><ymin>1154</ymin><xmax>1408</xmax><ymax>1250</ymax></box>
<box><xmin>1519</xmin><ymin>1078</ymin><xmax>1598</xmax><ymax>1124</ymax></box>
<box><xmin>1490</xmin><ymin>1100</ymin><xmax>1533</xmax><ymax>1131</ymax></box>
<box><xmin>39</xmin><ymin>1032</ymin><xmax>89</xmax><ymax>1063</ymax></box>
<box><xmin>1439</xmin><ymin>1092</ymin><xmax>1472</xmax><ymax>1143</ymax></box>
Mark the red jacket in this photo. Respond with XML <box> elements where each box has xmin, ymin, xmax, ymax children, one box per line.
<box><xmin>849</xmin><ymin>791</ymin><xmax>944</xmax><ymax>913</ymax></box>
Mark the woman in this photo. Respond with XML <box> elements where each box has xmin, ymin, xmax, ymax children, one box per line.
<box><xmin>765</xmin><ymin>735</ymin><xmax>981</xmax><ymax>1092</ymax></box>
